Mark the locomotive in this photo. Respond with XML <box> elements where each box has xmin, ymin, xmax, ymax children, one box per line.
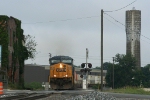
<box><xmin>49</xmin><ymin>56</ymin><xmax>75</xmax><ymax>89</ymax></box>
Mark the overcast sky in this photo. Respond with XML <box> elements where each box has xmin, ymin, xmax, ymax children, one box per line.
<box><xmin>1</xmin><ymin>0</ymin><xmax>150</xmax><ymax>67</ymax></box>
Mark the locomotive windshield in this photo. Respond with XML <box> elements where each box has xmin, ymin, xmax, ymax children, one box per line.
<box><xmin>50</xmin><ymin>56</ymin><xmax>73</xmax><ymax>65</ymax></box>
<box><xmin>51</xmin><ymin>60</ymin><xmax>60</xmax><ymax>63</ymax></box>
<box><xmin>61</xmin><ymin>60</ymin><xmax>72</xmax><ymax>63</ymax></box>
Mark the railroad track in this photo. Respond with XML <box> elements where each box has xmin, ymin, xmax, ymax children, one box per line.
<box><xmin>0</xmin><ymin>92</ymin><xmax>60</xmax><ymax>100</ymax></box>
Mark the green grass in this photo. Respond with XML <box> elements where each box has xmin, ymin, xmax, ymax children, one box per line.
<box><xmin>24</xmin><ymin>82</ymin><xmax>44</xmax><ymax>90</ymax></box>
<box><xmin>106</xmin><ymin>87</ymin><xmax>150</xmax><ymax>95</ymax></box>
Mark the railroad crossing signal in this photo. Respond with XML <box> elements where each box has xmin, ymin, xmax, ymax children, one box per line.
<box><xmin>80</xmin><ymin>63</ymin><xmax>92</xmax><ymax>78</ymax></box>
<box><xmin>88</xmin><ymin>63</ymin><xmax>92</xmax><ymax>68</ymax></box>
<box><xmin>80</xmin><ymin>75</ymin><xmax>83</xmax><ymax>78</ymax></box>
<box><xmin>81</xmin><ymin>63</ymin><xmax>85</xmax><ymax>68</ymax></box>
<box><xmin>81</xmin><ymin>63</ymin><xmax>92</xmax><ymax>68</ymax></box>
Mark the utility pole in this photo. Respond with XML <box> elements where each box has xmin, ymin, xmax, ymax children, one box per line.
<box><xmin>113</xmin><ymin>57</ymin><xmax>115</xmax><ymax>89</ymax></box>
<box><xmin>101</xmin><ymin>9</ymin><xmax>103</xmax><ymax>91</ymax></box>
<box><xmin>86</xmin><ymin>48</ymin><xmax>88</xmax><ymax>89</ymax></box>
<box><xmin>49</xmin><ymin>53</ymin><xmax>51</xmax><ymax>58</ymax></box>
<box><xmin>49</xmin><ymin>53</ymin><xmax>51</xmax><ymax>65</ymax></box>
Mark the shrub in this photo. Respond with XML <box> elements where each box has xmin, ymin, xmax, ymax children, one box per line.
<box><xmin>92</xmin><ymin>84</ymin><xmax>101</xmax><ymax>90</ymax></box>
<box><xmin>24</xmin><ymin>82</ymin><xmax>43</xmax><ymax>90</ymax></box>
<box><xmin>8</xmin><ymin>82</ymin><xmax>23</xmax><ymax>90</ymax></box>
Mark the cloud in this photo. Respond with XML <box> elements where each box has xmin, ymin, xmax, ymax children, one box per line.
<box><xmin>0</xmin><ymin>0</ymin><xmax>149</xmax><ymax>67</ymax></box>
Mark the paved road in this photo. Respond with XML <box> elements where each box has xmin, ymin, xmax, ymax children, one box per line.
<box><xmin>3</xmin><ymin>89</ymin><xmax>150</xmax><ymax>99</ymax></box>
<box><xmin>106</xmin><ymin>92</ymin><xmax>150</xmax><ymax>99</ymax></box>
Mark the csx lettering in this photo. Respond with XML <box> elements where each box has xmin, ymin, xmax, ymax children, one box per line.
<box><xmin>56</xmin><ymin>68</ymin><xmax>66</xmax><ymax>72</ymax></box>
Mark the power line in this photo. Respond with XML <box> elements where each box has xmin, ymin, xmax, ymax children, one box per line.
<box><xmin>104</xmin><ymin>0</ymin><xmax>137</xmax><ymax>12</ymax></box>
<box><xmin>104</xmin><ymin>12</ymin><xmax>150</xmax><ymax>44</ymax></box>
<box><xmin>104</xmin><ymin>15</ymin><xmax>124</xmax><ymax>30</ymax></box>
<box><xmin>141</xmin><ymin>35</ymin><xmax>150</xmax><ymax>41</ymax></box>
<box><xmin>22</xmin><ymin>16</ymin><xmax>100</xmax><ymax>24</ymax></box>
<box><xmin>141</xmin><ymin>39</ymin><xmax>150</xmax><ymax>45</ymax></box>
<box><xmin>104</xmin><ymin>13</ymin><xmax>125</xmax><ymax>26</ymax></box>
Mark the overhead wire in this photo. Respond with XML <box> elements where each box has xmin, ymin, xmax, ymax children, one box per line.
<box><xmin>21</xmin><ymin>0</ymin><xmax>137</xmax><ymax>25</ymax></box>
<box><xmin>22</xmin><ymin>16</ymin><xmax>100</xmax><ymax>24</ymax></box>
<box><xmin>104</xmin><ymin>12</ymin><xmax>150</xmax><ymax>44</ymax></box>
<box><xmin>22</xmin><ymin>0</ymin><xmax>136</xmax><ymax>24</ymax></box>
<box><xmin>21</xmin><ymin>0</ymin><xmax>136</xmax><ymax>24</ymax></box>
<box><xmin>104</xmin><ymin>0</ymin><xmax>137</xmax><ymax>12</ymax></box>
<box><xmin>104</xmin><ymin>12</ymin><xmax>125</xmax><ymax>26</ymax></box>
<box><xmin>141</xmin><ymin>39</ymin><xmax>150</xmax><ymax>45</ymax></box>
<box><xmin>103</xmin><ymin>15</ymin><xmax>124</xmax><ymax>30</ymax></box>
<box><xmin>141</xmin><ymin>35</ymin><xmax>150</xmax><ymax>41</ymax></box>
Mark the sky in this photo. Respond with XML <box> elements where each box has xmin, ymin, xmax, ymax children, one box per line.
<box><xmin>0</xmin><ymin>0</ymin><xmax>150</xmax><ymax>67</ymax></box>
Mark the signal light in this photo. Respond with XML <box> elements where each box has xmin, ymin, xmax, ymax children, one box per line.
<box><xmin>87</xmin><ymin>68</ymin><xmax>92</xmax><ymax>72</ymax></box>
<box><xmin>80</xmin><ymin>69</ymin><xmax>84</xmax><ymax>72</ymax></box>
<box><xmin>81</xmin><ymin>63</ymin><xmax>85</xmax><ymax>68</ymax></box>
<box><xmin>88</xmin><ymin>63</ymin><xmax>92</xmax><ymax>68</ymax></box>
<box><xmin>81</xmin><ymin>63</ymin><xmax>92</xmax><ymax>68</ymax></box>
<box><xmin>80</xmin><ymin>75</ymin><xmax>83</xmax><ymax>78</ymax></box>
<box><xmin>84</xmin><ymin>68</ymin><xmax>88</xmax><ymax>73</ymax></box>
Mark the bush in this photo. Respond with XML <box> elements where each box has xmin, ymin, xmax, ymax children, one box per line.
<box><xmin>92</xmin><ymin>84</ymin><xmax>101</xmax><ymax>90</ymax></box>
<box><xmin>8</xmin><ymin>83</ymin><xmax>17</xmax><ymax>89</ymax></box>
<box><xmin>8</xmin><ymin>82</ymin><xmax>23</xmax><ymax>90</ymax></box>
<box><xmin>24</xmin><ymin>82</ymin><xmax>43</xmax><ymax>90</ymax></box>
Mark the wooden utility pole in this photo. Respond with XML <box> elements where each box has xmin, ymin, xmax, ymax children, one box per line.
<box><xmin>113</xmin><ymin>57</ymin><xmax>115</xmax><ymax>89</ymax></box>
<box><xmin>101</xmin><ymin>9</ymin><xmax>103</xmax><ymax>91</ymax></box>
<box><xmin>86</xmin><ymin>48</ymin><xmax>88</xmax><ymax>89</ymax></box>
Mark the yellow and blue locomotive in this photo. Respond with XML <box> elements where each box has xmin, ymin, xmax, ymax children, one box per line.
<box><xmin>49</xmin><ymin>56</ymin><xmax>75</xmax><ymax>89</ymax></box>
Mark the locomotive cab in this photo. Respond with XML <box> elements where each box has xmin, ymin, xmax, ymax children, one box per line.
<box><xmin>49</xmin><ymin>56</ymin><xmax>75</xmax><ymax>89</ymax></box>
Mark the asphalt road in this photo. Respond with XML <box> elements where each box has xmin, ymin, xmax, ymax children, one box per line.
<box><xmin>107</xmin><ymin>92</ymin><xmax>150</xmax><ymax>99</ymax></box>
<box><xmin>3</xmin><ymin>89</ymin><xmax>150</xmax><ymax>99</ymax></box>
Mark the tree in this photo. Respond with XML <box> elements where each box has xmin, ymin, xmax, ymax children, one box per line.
<box><xmin>103</xmin><ymin>62</ymin><xmax>112</xmax><ymax>70</ymax></box>
<box><xmin>131</xmin><ymin>69</ymin><xmax>144</xmax><ymax>87</ymax></box>
<box><xmin>106</xmin><ymin>53</ymin><xmax>137</xmax><ymax>88</ymax></box>
<box><xmin>105</xmin><ymin>62</ymin><xmax>113</xmax><ymax>87</ymax></box>
<box><xmin>141</xmin><ymin>64</ymin><xmax>150</xmax><ymax>87</ymax></box>
<box><xmin>24</xmin><ymin>35</ymin><xmax>37</xmax><ymax>59</ymax></box>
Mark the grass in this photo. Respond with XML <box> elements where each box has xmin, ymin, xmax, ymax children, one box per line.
<box><xmin>24</xmin><ymin>82</ymin><xmax>44</xmax><ymax>90</ymax></box>
<box><xmin>106</xmin><ymin>87</ymin><xmax>150</xmax><ymax>95</ymax></box>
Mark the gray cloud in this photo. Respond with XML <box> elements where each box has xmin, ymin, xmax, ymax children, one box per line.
<box><xmin>0</xmin><ymin>0</ymin><xmax>150</xmax><ymax>67</ymax></box>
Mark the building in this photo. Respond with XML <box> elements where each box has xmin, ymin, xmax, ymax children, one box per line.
<box><xmin>24</xmin><ymin>64</ymin><xmax>49</xmax><ymax>83</ymax></box>
<box><xmin>126</xmin><ymin>8</ymin><xmax>141</xmax><ymax>68</ymax></box>
<box><xmin>0</xmin><ymin>16</ymin><xmax>25</xmax><ymax>84</ymax></box>
<box><xmin>24</xmin><ymin>64</ymin><xmax>107</xmax><ymax>88</ymax></box>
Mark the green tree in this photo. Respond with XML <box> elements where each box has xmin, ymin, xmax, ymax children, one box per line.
<box><xmin>141</xmin><ymin>64</ymin><xmax>150</xmax><ymax>87</ymax></box>
<box><xmin>24</xmin><ymin>34</ymin><xmax>37</xmax><ymax>59</ymax></box>
<box><xmin>106</xmin><ymin>54</ymin><xmax>137</xmax><ymax>88</ymax></box>
<box><xmin>105</xmin><ymin>62</ymin><xmax>113</xmax><ymax>87</ymax></box>
<box><xmin>103</xmin><ymin>62</ymin><xmax>112</xmax><ymax>70</ymax></box>
<box><xmin>131</xmin><ymin>69</ymin><xmax>144</xmax><ymax>87</ymax></box>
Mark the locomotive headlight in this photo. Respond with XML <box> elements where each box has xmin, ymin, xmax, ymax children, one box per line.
<box><xmin>54</xmin><ymin>75</ymin><xmax>56</xmax><ymax>77</ymax></box>
<box><xmin>65</xmin><ymin>75</ymin><xmax>68</xmax><ymax>77</ymax></box>
<box><xmin>60</xmin><ymin>64</ymin><xmax>63</xmax><ymax>68</ymax></box>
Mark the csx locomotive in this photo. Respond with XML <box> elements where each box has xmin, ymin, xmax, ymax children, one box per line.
<box><xmin>49</xmin><ymin>56</ymin><xmax>75</xmax><ymax>89</ymax></box>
